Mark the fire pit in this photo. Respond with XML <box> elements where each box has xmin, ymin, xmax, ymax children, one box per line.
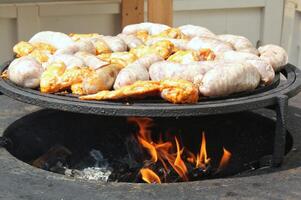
<box><xmin>2</xmin><ymin>110</ymin><xmax>293</xmax><ymax>184</ymax></box>
<box><xmin>0</xmin><ymin>99</ymin><xmax>300</xmax><ymax>199</ymax></box>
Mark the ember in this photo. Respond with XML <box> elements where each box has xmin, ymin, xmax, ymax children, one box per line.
<box><xmin>129</xmin><ymin>117</ymin><xmax>231</xmax><ymax>184</ymax></box>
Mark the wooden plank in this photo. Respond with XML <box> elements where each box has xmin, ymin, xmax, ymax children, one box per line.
<box><xmin>17</xmin><ymin>5</ymin><xmax>40</xmax><ymax>41</ymax></box>
<box><xmin>173</xmin><ymin>0</ymin><xmax>266</xmax><ymax>11</ymax></box>
<box><xmin>121</xmin><ymin>0</ymin><xmax>144</xmax><ymax>28</ymax></box>
<box><xmin>261</xmin><ymin>0</ymin><xmax>284</xmax><ymax>45</ymax></box>
<box><xmin>281</xmin><ymin>0</ymin><xmax>298</xmax><ymax>54</ymax></box>
<box><xmin>147</xmin><ymin>0</ymin><xmax>173</xmax><ymax>26</ymax></box>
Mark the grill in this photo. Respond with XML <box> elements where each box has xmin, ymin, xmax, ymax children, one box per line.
<box><xmin>0</xmin><ymin>61</ymin><xmax>300</xmax><ymax>117</ymax></box>
<box><xmin>1</xmin><ymin>61</ymin><xmax>301</xmax><ymax>168</ymax></box>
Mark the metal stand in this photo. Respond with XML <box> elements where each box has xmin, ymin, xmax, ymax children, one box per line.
<box><xmin>272</xmin><ymin>95</ymin><xmax>288</xmax><ymax>167</ymax></box>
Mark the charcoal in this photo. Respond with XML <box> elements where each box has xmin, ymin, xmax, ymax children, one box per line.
<box><xmin>188</xmin><ymin>164</ymin><xmax>213</xmax><ymax>181</ymax></box>
<box><xmin>124</xmin><ymin>136</ymin><xmax>145</xmax><ymax>168</ymax></box>
<box><xmin>72</xmin><ymin>149</ymin><xmax>109</xmax><ymax>170</ymax></box>
<box><xmin>31</xmin><ymin>144</ymin><xmax>71</xmax><ymax>170</ymax></box>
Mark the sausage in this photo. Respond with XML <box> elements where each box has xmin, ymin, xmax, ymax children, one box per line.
<box><xmin>46</xmin><ymin>54</ymin><xmax>85</xmax><ymax>69</ymax></box>
<box><xmin>258</xmin><ymin>44</ymin><xmax>288</xmax><ymax>72</ymax></box>
<box><xmin>117</xmin><ymin>33</ymin><xmax>144</xmax><ymax>49</ymax></box>
<box><xmin>8</xmin><ymin>56</ymin><xmax>44</xmax><ymax>88</ymax></box>
<box><xmin>114</xmin><ymin>54</ymin><xmax>162</xmax><ymax>89</ymax></box>
<box><xmin>113</xmin><ymin>54</ymin><xmax>163</xmax><ymax>89</ymax></box>
<box><xmin>217</xmin><ymin>51</ymin><xmax>275</xmax><ymax>85</ymax></box>
<box><xmin>218</xmin><ymin>34</ymin><xmax>259</xmax><ymax>55</ymax></box>
<box><xmin>199</xmin><ymin>62</ymin><xmax>260</xmax><ymax>97</ymax></box>
<box><xmin>74</xmin><ymin>52</ymin><xmax>109</xmax><ymax>70</ymax></box>
<box><xmin>187</xmin><ymin>37</ymin><xmax>233</xmax><ymax>55</ymax></box>
<box><xmin>178</xmin><ymin>25</ymin><xmax>216</xmax><ymax>38</ymax></box>
<box><xmin>29</xmin><ymin>31</ymin><xmax>74</xmax><ymax>49</ymax></box>
<box><xmin>101</xmin><ymin>36</ymin><xmax>128</xmax><ymax>52</ymax></box>
<box><xmin>122</xmin><ymin>22</ymin><xmax>170</xmax><ymax>35</ymax></box>
<box><xmin>149</xmin><ymin>61</ymin><xmax>215</xmax><ymax>85</ymax></box>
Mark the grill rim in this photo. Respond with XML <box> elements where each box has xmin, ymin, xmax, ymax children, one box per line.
<box><xmin>1</xmin><ymin>61</ymin><xmax>301</xmax><ymax>117</ymax></box>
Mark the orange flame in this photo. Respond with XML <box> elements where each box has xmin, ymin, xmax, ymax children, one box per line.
<box><xmin>129</xmin><ymin>117</ymin><xmax>231</xmax><ymax>183</ymax></box>
<box><xmin>140</xmin><ymin>168</ymin><xmax>161</xmax><ymax>184</ymax></box>
<box><xmin>196</xmin><ymin>132</ymin><xmax>211</xmax><ymax>169</ymax></box>
<box><xmin>217</xmin><ymin>147</ymin><xmax>231</xmax><ymax>171</ymax></box>
<box><xmin>173</xmin><ymin>137</ymin><xmax>188</xmax><ymax>181</ymax></box>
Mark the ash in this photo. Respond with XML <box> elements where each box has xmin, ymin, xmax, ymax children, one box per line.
<box><xmin>66</xmin><ymin>167</ymin><xmax>112</xmax><ymax>182</ymax></box>
<box><xmin>32</xmin><ymin>146</ymin><xmax>112</xmax><ymax>182</ymax></box>
<box><xmin>65</xmin><ymin>149</ymin><xmax>112</xmax><ymax>182</ymax></box>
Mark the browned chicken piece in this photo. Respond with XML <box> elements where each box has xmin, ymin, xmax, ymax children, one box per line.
<box><xmin>167</xmin><ymin>50</ymin><xmax>200</xmax><ymax>63</ymax></box>
<box><xmin>40</xmin><ymin>62</ymin><xmax>93</xmax><ymax>93</ymax></box>
<box><xmin>40</xmin><ymin>62</ymin><xmax>66</xmax><ymax>93</ymax></box>
<box><xmin>136</xmin><ymin>30</ymin><xmax>149</xmax><ymax>43</ymax></box>
<box><xmin>167</xmin><ymin>49</ymin><xmax>215</xmax><ymax>64</ymax></box>
<box><xmin>80</xmin><ymin>79</ymin><xmax>199</xmax><ymax>104</ymax></box>
<box><xmin>159</xmin><ymin>80</ymin><xmax>199</xmax><ymax>104</ymax></box>
<box><xmin>151</xmin><ymin>28</ymin><xmax>187</xmax><ymax>39</ymax></box>
<box><xmin>13</xmin><ymin>41</ymin><xmax>56</xmax><ymax>58</ymax></box>
<box><xmin>71</xmin><ymin>82</ymin><xmax>84</xmax><ymax>95</ymax></box>
<box><xmin>80</xmin><ymin>81</ymin><xmax>161</xmax><ymax>100</ymax></box>
<box><xmin>199</xmin><ymin>48</ymin><xmax>216</xmax><ymax>61</ymax></box>
<box><xmin>130</xmin><ymin>40</ymin><xmax>175</xmax><ymax>59</ymax></box>
<box><xmin>13</xmin><ymin>41</ymin><xmax>35</xmax><ymax>57</ymax></box>
<box><xmin>93</xmin><ymin>39</ymin><xmax>112</xmax><ymax>55</ymax></box>
<box><xmin>29</xmin><ymin>49</ymin><xmax>51</xmax><ymax>63</ymax></box>
<box><xmin>97</xmin><ymin>52</ymin><xmax>137</xmax><ymax>67</ymax></box>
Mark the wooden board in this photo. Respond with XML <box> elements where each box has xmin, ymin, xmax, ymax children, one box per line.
<box><xmin>121</xmin><ymin>0</ymin><xmax>144</xmax><ymax>29</ymax></box>
<box><xmin>147</xmin><ymin>0</ymin><xmax>173</xmax><ymax>26</ymax></box>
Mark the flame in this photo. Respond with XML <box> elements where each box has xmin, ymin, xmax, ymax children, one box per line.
<box><xmin>196</xmin><ymin>132</ymin><xmax>211</xmax><ymax>169</ymax></box>
<box><xmin>140</xmin><ymin>168</ymin><xmax>161</xmax><ymax>184</ymax></box>
<box><xmin>129</xmin><ymin>117</ymin><xmax>232</xmax><ymax>183</ymax></box>
<box><xmin>173</xmin><ymin>137</ymin><xmax>188</xmax><ymax>181</ymax></box>
<box><xmin>217</xmin><ymin>147</ymin><xmax>232</xmax><ymax>171</ymax></box>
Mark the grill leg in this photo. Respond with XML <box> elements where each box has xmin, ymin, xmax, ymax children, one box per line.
<box><xmin>272</xmin><ymin>95</ymin><xmax>288</xmax><ymax>167</ymax></box>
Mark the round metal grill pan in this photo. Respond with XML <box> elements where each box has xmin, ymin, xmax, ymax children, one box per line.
<box><xmin>0</xmin><ymin>61</ymin><xmax>301</xmax><ymax>117</ymax></box>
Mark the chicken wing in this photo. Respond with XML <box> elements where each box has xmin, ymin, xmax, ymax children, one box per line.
<box><xmin>160</xmin><ymin>80</ymin><xmax>199</xmax><ymax>104</ymax></box>
<box><xmin>40</xmin><ymin>62</ymin><xmax>93</xmax><ymax>93</ymax></box>
<box><xmin>13</xmin><ymin>41</ymin><xmax>56</xmax><ymax>59</ymax></box>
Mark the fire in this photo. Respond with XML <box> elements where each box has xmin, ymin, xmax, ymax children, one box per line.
<box><xmin>196</xmin><ymin>132</ymin><xmax>211</xmax><ymax>169</ymax></box>
<box><xmin>128</xmin><ymin>117</ymin><xmax>232</xmax><ymax>184</ymax></box>
<box><xmin>217</xmin><ymin>147</ymin><xmax>232</xmax><ymax>171</ymax></box>
<box><xmin>173</xmin><ymin>137</ymin><xmax>188</xmax><ymax>181</ymax></box>
<box><xmin>140</xmin><ymin>168</ymin><xmax>161</xmax><ymax>184</ymax></box>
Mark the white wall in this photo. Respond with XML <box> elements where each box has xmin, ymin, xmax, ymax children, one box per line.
<box><xmin>0</xmin><ymin>0</ymin><xmax>284</xmax><ymax>62</ymax></box>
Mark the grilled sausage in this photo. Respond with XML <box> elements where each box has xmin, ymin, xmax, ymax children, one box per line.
<box><xmin>8</xmin><ymin>56</ymin><xmax>44</xmax><ymax>88</ymax></box>
<box><xmin>199</xmin><ymin>62</ymin><xmax>260</xmax><ymax>97</ymax></box>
